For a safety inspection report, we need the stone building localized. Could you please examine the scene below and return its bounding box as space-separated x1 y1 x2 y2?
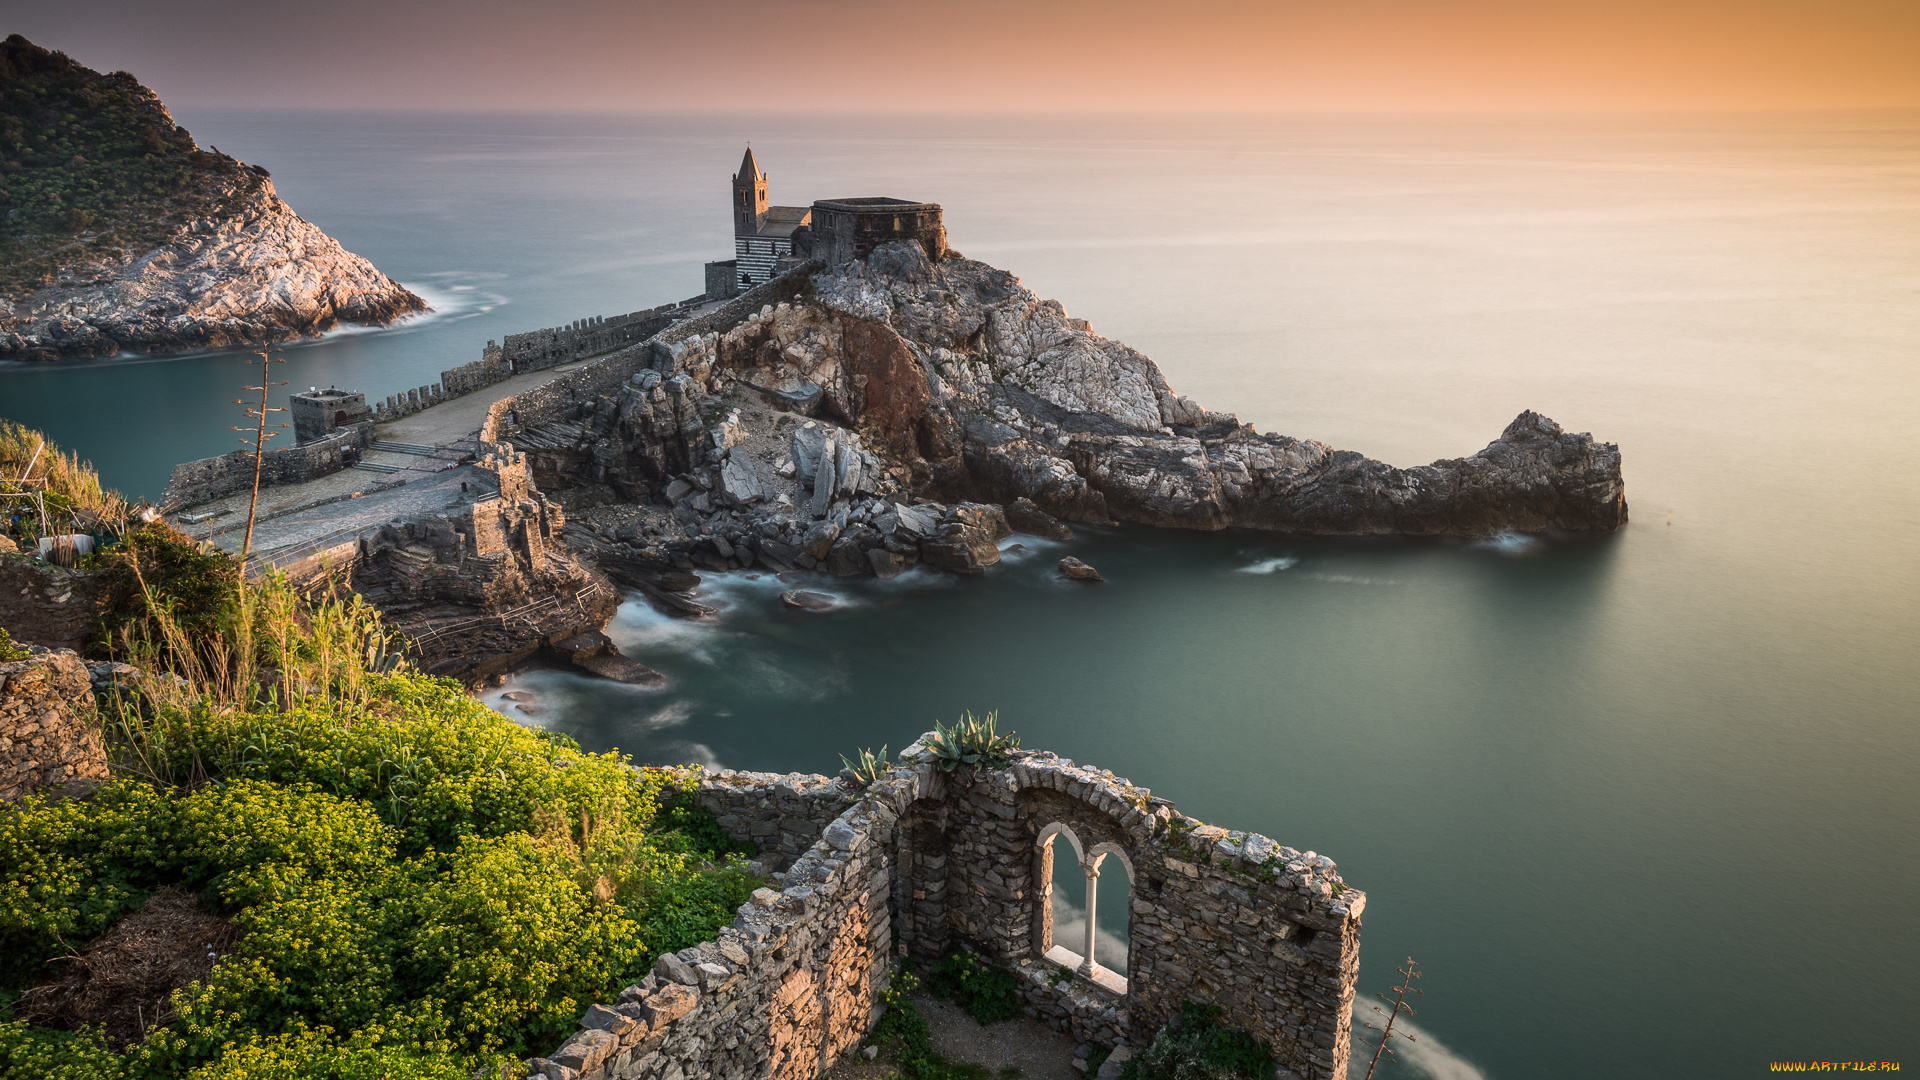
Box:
289 386 371 445
704 149 947 297
729 148 814 289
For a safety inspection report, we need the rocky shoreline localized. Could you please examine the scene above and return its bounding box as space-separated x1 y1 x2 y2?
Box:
0 172 425 360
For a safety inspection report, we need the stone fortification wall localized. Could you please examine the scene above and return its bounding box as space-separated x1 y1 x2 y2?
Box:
526 767 898 1080
0 648 111 801
483 269 816 447
161 423 374 510
528 740 1363 1080
440 345 513 397
370 382 450 422
809 200 946 267
501 305 689 376
0 559 107 653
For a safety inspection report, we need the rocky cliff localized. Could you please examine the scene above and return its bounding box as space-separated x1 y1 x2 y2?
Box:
487 242 1624 587
0 35 424 360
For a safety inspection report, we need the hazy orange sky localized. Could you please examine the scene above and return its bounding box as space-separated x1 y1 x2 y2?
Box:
7 0 1918 112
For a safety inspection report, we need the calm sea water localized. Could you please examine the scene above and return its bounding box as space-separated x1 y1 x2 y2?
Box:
4 111 1918 1078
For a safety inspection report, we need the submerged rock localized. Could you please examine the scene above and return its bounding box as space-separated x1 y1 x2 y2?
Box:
780 590 836 611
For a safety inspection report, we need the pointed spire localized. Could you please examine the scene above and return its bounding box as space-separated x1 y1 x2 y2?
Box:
737 146 763 183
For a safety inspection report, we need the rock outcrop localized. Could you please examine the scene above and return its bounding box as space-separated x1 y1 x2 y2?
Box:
0 172 425 360
0 35 425 360
488 242 1623 594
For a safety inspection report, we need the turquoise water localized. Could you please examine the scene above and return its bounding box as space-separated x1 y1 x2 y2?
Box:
5 111 1919 1078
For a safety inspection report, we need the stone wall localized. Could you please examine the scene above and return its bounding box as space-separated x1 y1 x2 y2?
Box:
0 558 107 653
161 423 374 510
525 768 896 1080
527 738 1363 1080
500 305 687 376
483 269 816 446
809 200 946 267
441 345 514 397
0 648 109 801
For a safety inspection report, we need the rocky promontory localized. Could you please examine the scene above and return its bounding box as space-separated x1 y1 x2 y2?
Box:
484 239 1626 590
0 35 424 360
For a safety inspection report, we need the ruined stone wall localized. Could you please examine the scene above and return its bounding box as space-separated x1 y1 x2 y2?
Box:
0 648 109 801
526 769 899 1080
527 741 1363 1080
160 423 374 509
891 745 1363 1080
0 558 107 653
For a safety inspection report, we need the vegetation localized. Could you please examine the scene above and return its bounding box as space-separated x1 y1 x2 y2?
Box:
924 712 1018 774
0 419 131 547
0 627 25 662
0 464 761 1079
1120 1002 1273 1080
863 968 1014 1080
924 952 1020 1025
0 35 258 300
838 744 889 789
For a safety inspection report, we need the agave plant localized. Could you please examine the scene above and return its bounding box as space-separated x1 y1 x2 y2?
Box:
925 711 1019 773
839 744 890 789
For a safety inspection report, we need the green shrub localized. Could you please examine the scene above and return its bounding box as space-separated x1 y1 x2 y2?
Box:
0 1020 127 1080
1122 1001 1273 1080
0 627 28 662
926 952 1020 1025
179 1028 473 1080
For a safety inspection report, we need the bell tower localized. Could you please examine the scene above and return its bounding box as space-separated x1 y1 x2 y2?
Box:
733 147 768 237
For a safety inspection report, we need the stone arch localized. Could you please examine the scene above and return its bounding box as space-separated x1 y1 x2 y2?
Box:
1032 819 1131 994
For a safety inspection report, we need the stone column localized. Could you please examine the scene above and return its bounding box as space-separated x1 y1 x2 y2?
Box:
1080 857 1101 976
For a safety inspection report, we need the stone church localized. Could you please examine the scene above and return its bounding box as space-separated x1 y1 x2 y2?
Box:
705 147 948 298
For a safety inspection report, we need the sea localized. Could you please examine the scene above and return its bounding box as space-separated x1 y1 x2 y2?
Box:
3 111 1917 1078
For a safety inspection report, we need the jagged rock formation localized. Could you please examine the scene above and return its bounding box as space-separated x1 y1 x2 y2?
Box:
0 35 424 360
330 446 622 685
493 242 1624 587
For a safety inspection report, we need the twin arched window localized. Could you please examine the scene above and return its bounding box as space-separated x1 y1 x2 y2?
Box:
1036 823 1131 994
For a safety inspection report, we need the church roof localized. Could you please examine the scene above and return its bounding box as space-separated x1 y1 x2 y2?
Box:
736 147 763 183
756 205 812 238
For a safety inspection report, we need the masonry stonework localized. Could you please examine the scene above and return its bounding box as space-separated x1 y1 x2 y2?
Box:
528 737 1362 1080
0 648 110 801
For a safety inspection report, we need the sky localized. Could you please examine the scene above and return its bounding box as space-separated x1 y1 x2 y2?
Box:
5 0 1918 113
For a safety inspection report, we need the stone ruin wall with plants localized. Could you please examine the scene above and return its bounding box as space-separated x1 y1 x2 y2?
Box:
524 733 1364 1080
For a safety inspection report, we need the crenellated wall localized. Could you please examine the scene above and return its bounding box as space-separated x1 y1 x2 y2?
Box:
527 737 1363 1080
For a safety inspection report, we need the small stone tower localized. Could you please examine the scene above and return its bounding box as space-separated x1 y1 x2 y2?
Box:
733 147 768 237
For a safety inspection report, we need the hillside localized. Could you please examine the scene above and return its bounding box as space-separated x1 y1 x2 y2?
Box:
0 35 424 360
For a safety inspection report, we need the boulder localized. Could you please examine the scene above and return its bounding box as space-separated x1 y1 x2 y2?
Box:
717 456 764 505
800 521 841 561
1006 497 1072 540
1058 556 1102 581
825 537 870 577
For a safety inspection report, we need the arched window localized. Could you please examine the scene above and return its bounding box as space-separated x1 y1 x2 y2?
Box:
1035 824 1130 994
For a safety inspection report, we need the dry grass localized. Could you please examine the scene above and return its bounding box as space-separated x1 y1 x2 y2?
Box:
0 419 131 540
14 886 236 1050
